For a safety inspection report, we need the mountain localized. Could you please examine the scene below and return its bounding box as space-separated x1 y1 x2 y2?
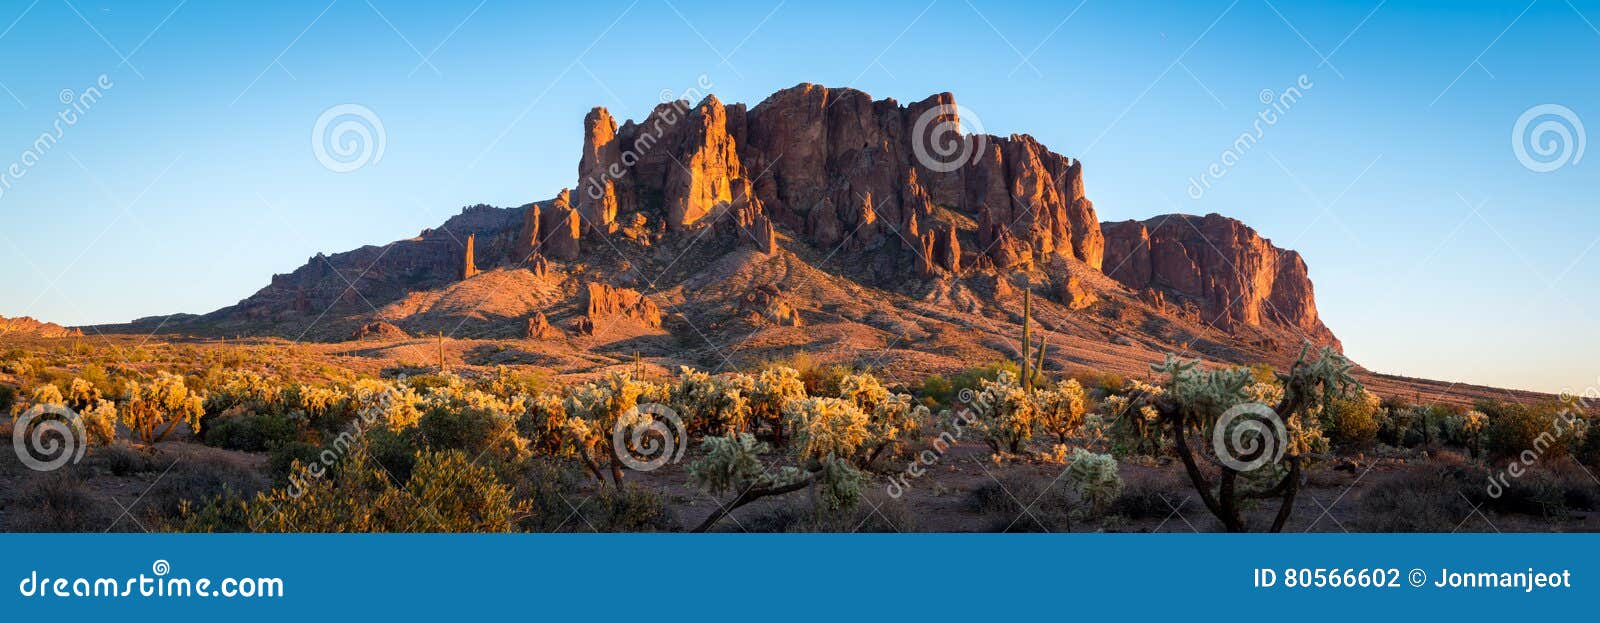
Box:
129 83 1349 382
0 315 83 338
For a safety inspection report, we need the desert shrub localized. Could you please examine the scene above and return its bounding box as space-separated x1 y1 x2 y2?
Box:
248 445 525 532
1110 471 1184 520
1323 390 1381 449
1483 401 1574 462
580 487 675 532
1064 368 1126 396
515 458 588 531
96 443 157 476
7 471 117 532
203 411 304 452
1351 471 1475 532
141 455 270 524
416 401 525 465
121 371 205 443
267 441 323 484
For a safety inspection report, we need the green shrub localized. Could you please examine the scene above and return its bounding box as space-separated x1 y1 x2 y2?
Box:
1483 401 1573 462
1324 390 1380 448
267 441 323 485
203 412 304 452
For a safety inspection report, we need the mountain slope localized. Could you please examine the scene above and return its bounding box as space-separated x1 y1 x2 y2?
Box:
122 83 1344 381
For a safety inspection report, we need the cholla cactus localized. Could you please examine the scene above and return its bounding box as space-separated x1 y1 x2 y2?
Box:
838 373 890 412
80 399 117 447
748 366 807 441
122 371 205 443
689 419 866 532
560 371 655 487
1035 378 1089 445
861 391 930 464
27 384 65 409
1145 344 1360 532
1441 409 1489 456
669 366 750 436
968 371 1037 455
349 378 422 430
784 397 870 461
204 369 282 414
1064 448 1123 516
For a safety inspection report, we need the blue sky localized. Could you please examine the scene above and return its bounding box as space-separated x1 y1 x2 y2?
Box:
0 0 1595 393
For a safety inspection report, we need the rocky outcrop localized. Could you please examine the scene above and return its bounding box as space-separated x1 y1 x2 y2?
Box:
538 190 581 261
1100 213 1339 348
573 83 1105 273
351 321 408 341
582 282 662 333
525 312 558 340
0 315 83 338
461 234 479 280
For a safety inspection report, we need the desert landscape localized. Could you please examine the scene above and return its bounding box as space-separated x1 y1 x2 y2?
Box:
3 83 1593 534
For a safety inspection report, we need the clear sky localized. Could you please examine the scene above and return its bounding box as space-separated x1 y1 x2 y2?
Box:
0 0 1595 394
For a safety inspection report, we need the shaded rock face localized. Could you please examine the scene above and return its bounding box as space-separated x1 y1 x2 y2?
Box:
1100 213 1339 348
574 83 1104 273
